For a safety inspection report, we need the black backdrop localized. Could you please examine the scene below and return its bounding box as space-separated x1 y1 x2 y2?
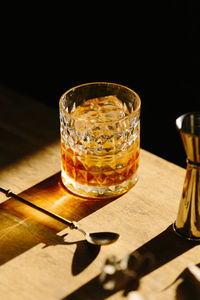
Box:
1 3 199 167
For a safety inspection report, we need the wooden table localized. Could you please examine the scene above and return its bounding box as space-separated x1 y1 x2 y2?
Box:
0 86 199 300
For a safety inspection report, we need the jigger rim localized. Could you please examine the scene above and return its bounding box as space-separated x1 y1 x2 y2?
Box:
176 111 200 136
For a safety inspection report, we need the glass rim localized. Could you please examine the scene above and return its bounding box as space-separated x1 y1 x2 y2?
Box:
59 82 141 122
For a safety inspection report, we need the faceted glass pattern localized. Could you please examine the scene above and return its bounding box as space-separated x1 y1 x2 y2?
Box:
59 83 141 198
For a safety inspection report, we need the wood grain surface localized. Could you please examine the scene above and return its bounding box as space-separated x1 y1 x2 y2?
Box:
0 86 199 300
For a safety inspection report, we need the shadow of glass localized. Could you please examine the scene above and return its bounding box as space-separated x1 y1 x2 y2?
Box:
63 225 198 300
0 172 116 271
1 173 117 230
0 209 66 265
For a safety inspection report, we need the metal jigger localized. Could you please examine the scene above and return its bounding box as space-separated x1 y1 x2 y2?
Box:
173 112 200 240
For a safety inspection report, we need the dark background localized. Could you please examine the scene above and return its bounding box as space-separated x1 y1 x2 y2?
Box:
1 2 199 168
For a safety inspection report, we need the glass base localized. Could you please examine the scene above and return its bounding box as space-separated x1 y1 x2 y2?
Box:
61 169 138 199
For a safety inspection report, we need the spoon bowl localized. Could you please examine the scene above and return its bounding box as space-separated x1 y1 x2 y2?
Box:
86 232 120 245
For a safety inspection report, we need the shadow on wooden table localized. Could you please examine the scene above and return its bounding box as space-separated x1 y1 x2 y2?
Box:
0 172 116 272
63 225 198 300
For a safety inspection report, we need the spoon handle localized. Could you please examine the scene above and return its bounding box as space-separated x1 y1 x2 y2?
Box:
0 187 77 229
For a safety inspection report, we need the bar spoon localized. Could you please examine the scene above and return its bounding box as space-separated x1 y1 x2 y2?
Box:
0 187 119 246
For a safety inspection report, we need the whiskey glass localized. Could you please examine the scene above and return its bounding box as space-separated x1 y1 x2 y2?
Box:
59 82 141 199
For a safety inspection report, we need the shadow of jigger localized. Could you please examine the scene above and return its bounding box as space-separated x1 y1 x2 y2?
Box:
173 112 200 241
